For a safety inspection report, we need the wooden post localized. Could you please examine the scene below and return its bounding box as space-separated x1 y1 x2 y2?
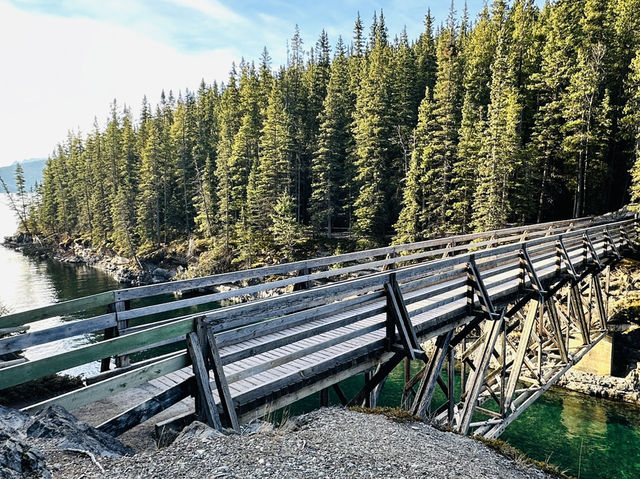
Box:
114 300 130 368
186 332 222 430
448 347 455 425
319 388 329 407
402 357 411 409
412 330 453 418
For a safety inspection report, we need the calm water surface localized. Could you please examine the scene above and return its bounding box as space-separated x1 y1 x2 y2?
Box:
0 193 122 376
1 194 639 478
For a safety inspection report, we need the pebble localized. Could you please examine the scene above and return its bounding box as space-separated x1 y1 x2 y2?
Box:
49 408 555 479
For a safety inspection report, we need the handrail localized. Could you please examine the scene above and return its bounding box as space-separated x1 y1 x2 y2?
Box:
0 213 634 423
0 214 613 329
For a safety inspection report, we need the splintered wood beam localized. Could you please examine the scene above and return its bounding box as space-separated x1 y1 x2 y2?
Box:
186 332 222 430
412 330 453 418
458 311 505 435
504 300 537 412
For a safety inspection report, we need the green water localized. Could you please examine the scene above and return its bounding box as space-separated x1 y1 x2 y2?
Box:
2 195 640 478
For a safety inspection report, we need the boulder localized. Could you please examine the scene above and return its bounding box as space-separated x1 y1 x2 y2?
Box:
26 404 133 457
0 430 50 479
0 405 29 431
175 421 225 443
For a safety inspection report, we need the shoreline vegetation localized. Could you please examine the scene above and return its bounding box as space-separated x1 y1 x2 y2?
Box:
0 0 638 284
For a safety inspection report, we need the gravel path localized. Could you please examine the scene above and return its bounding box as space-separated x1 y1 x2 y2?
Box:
48 408 556 479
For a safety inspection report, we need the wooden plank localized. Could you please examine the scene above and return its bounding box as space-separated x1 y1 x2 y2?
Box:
204 328 239 432
24 353 189 413
0 313 117 355
98 378 192 437
503 300 538 411
0 316 195 390
412 330 453 418
0 291 114 329
113 216 597 302
459 311 505 434
186 332 222 430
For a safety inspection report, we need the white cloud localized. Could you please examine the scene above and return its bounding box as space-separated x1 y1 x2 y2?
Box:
0 0 238 166
169 0 245 24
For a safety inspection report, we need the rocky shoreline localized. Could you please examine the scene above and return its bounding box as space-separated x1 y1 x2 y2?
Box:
2 233 183 286
2 405 565 479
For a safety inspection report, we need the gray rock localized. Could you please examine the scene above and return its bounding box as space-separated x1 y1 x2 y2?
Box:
152 268 172 280
175 421 225 443
0 429 50 479
241 420 274 435
0 405 30 432
26 404 133 457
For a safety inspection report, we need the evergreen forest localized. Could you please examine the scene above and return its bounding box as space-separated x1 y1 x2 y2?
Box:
19 0 640 274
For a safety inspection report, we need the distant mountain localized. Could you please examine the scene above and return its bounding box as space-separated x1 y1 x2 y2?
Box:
0 158 46 193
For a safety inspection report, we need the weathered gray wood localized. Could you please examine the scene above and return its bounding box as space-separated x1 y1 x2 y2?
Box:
4 213 632 439
412 330 453 418
545 298 569 362
0 291 115 329
0 316 195 391
592 273 608 329
186 332 222 430
25 353 189 413
204 328 239 432
113 216 596 302
459 311 505 434
0 313 117 355
503 300 537 411
98 378 192 437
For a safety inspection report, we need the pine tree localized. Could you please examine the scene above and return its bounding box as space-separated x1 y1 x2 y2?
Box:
624 51 640 204
216 66 243 250
352 30 394 245
310 38 353 237
472 33 522 231
451 5 495 232
255 82 294 231
269 190 305 262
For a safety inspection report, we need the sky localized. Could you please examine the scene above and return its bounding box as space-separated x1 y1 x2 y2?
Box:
0 0 492 168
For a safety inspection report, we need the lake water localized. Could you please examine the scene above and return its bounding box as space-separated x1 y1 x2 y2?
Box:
0 193 122 376
1 193 639 478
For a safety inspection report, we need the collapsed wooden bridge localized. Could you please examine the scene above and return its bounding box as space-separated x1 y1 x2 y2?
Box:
1 211 638 439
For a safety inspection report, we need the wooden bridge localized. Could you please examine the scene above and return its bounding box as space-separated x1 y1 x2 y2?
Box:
1 211 637 440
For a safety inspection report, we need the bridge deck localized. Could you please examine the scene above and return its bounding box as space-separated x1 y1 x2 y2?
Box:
1 213 636 438
135 235 609 424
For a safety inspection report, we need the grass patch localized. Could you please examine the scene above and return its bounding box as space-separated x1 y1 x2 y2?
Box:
349 406 424 423
475 436 575 479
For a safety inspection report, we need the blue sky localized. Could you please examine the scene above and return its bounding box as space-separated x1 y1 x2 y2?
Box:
0 0 492 167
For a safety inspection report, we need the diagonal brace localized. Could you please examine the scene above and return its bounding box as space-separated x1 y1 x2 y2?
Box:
411 330 454 418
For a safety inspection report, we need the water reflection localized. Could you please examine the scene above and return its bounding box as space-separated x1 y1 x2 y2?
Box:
0 194 122 376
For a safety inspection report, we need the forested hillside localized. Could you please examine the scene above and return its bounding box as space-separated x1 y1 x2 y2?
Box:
26 0 640 273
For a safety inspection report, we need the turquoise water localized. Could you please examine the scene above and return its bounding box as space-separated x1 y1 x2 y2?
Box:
2 194 640 478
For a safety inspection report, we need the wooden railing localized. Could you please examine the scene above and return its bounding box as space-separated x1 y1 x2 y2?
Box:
0 213 636 426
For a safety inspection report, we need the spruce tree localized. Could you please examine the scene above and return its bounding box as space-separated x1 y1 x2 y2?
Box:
472 34 522 231
310 37 353 238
